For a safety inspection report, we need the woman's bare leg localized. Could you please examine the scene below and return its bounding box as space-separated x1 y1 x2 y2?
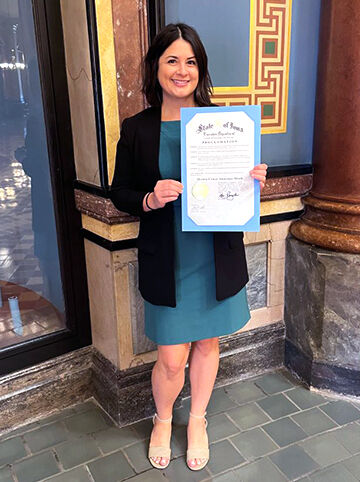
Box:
187 337 219 468
150 343 190 466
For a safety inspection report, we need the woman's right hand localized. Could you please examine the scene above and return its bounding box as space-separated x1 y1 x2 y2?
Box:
144 180 183 211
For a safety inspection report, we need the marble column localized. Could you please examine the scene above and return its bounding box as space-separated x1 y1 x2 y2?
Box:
291 0 360 253
286 1 360 396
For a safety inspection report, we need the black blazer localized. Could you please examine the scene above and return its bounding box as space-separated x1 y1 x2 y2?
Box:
110 106 249 307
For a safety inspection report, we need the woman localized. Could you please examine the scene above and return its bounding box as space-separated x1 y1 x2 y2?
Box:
110 23 267 471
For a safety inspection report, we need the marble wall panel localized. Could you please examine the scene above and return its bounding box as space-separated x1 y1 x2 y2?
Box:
285 236 360 370
60 0 100 185
128 261 156 355
109 0 149 181
112 249 157 369
112 0 148 120
84 240 118 366
245 243 267 310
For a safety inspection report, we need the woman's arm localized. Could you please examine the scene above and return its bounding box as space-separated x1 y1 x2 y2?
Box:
110 118 184 215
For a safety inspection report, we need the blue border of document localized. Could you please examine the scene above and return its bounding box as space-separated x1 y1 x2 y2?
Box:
180 105 261 232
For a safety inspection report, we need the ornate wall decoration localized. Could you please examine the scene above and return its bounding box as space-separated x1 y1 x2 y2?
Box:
212 0 292 134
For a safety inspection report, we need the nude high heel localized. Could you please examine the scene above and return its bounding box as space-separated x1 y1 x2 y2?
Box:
187 411 209 471
148 413 172 469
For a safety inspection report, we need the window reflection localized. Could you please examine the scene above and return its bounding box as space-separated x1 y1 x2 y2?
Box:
0 0 65 349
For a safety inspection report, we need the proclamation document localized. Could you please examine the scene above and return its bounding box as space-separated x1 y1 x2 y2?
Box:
181 105 261 232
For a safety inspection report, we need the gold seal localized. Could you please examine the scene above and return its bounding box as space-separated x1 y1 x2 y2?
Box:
192 182 209 200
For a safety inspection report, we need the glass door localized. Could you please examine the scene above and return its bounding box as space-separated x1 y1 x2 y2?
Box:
0 0 91 374
0 0 65 348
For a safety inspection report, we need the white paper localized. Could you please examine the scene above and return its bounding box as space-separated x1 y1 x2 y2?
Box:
185 111 254 226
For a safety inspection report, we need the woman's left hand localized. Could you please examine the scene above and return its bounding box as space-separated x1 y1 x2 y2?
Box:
250 163 268 191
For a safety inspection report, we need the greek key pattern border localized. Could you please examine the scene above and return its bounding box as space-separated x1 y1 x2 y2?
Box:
212 0 292 134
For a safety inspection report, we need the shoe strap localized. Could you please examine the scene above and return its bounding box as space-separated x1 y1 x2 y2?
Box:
153 413 173 423
189 411 208 427
189 411 207 419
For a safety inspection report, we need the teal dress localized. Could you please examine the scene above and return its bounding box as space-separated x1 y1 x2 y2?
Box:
144 121 250 345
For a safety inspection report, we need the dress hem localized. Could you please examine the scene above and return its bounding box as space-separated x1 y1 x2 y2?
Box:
145 314 251 346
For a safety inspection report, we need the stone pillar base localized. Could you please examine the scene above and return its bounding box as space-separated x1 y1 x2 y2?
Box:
291 194 360 254
284 236 360 396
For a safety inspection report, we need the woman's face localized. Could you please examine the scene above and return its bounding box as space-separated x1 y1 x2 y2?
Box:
157 38 199 104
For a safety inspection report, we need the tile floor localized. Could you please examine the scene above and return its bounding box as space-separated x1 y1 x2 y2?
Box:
1 369 360 481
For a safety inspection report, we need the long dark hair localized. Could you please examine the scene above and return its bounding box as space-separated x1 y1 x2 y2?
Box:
143 23 213 107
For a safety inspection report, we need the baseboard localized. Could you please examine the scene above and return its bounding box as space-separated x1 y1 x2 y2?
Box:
0 323 285 434
0 347 93 434
285 339 360 397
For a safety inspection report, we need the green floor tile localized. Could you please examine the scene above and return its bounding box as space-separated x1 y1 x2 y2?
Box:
131 418 154 440
212 470 239 481
257 393 299 420
291 407 337 436
254 373 293 395
125 468 169 481
37 408 76 427
55 436 100 469
173 406 189 427
87 450 135 481
332 422 360 454
44 466 91 481
286 387 326 410
123 440 152 473
224 381 267 405
207 413 239 442
93 426 140 453
320 401 360 425
262 417 307 447
344 454 360 479
233 457 287 481
171 425 187 457
0 422 40 440
206 388 238 415
13 451 60 482
269 445 319 480
309 462 357 482
72 401 97 413
300 432 352 467
5 370 360 482
0 436 27 466
24 422 68 453
64 409 112 436
0 466 13 482
207 440 245 475
163 456 209 481
227 402 270 430
230 427 278 461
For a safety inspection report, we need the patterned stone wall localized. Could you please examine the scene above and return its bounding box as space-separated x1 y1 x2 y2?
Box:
246 243 267 310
